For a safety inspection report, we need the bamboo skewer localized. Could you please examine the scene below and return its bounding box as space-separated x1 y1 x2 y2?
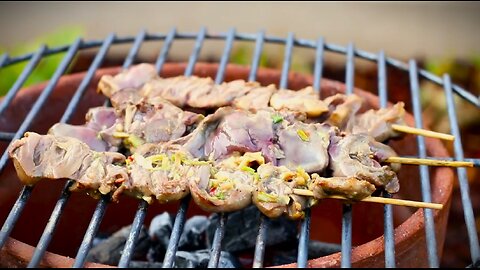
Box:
292 189 443 210
385 156 473 168
391 124 455 141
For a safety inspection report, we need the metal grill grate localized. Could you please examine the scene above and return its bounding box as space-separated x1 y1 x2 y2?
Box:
0 29 479 268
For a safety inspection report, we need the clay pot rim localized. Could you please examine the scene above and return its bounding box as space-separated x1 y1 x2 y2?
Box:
1 63 454 268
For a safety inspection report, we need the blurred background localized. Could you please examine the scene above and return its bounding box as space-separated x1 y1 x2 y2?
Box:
0 1 479 267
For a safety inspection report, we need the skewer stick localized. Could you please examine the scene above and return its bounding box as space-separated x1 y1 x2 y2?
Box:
292 189 443 210
391 124 454 141
385 156 473 168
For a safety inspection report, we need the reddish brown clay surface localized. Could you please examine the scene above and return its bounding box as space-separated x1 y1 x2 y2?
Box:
0 63 453 268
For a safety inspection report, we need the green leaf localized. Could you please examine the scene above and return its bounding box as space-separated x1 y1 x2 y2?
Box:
0 26 85 96
272 114 283 124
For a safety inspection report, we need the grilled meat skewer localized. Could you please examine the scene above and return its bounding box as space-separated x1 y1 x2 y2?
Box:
98 63 329 117
98 64 411 143
8 132 128 200
8 129 399 219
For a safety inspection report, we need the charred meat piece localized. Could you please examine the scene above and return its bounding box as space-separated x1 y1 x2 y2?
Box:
232 84 277 112
49 123 109 152
180 106 313 166
277 122 334 173
180 107 280 163
205 109 277 162
270 87 329 117
348 102 407 142
124 143 210 204
323 93 363 129
189 152 262 213
176 107 232 159
309 174 376 201
99 64 332 116
108 95 203 152
253 163 311 219
328 133 399 194
97 63 158 97
85 107 118 131
8 132 128 198
109 88 144 112
140 75 276 109
141 76 219 108
49 107 120 152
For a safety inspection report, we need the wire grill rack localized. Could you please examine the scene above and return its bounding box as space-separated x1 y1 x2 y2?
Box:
0 28 479 268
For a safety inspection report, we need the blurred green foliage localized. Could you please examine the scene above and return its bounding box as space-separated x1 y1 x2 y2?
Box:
230 45 269 68
230 45 313 75
421 55 480 135
425 55 480 93
0 26 84 96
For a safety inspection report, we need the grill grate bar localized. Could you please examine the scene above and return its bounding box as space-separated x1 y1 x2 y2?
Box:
60 34 113 123
73 30 146 268
0 46 46 117
155 28 177 72
185 27 207 76
0 40 78 173
341 205 353 267
207 27 236 268
0 185 33 249
27 35 114 268
162 197 190 268
297 208 311 268
2 33 477 108
378 51 388 109
122 29 147 70
118 200 149 268
345 43 355 95
249 30 269 269
0 30 478 268
313 37 325 96
324 42 479 107
297 36 325 268
253 215 268 268
378 50 396 268
408 60 439 267
341 42 355 268
252 31 295 268
73 195 109 268
0 53 8 69
116 28 180 268
207 213 227 268
215 28 236 84
118 212 147 267
162 27 206 268
27 181 75 268
0 39 81 252
248 30 265 82
280 32 294 89
0 132 14 141
443 75 480 265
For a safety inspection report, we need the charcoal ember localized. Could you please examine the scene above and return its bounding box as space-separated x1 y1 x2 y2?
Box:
178 215 210 251
174 251 200 268
129 261 164 268
147 212 174 262
91 232 110 248
207 205 297 253
270 240 342 266
271 249 298 266
86 225 150 265
174 250 241 268
308 240 341 258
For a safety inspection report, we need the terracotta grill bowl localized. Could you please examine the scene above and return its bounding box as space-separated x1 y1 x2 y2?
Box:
0 63 453 268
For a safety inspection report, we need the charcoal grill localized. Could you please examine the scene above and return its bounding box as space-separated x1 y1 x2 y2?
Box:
0 28 479 268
